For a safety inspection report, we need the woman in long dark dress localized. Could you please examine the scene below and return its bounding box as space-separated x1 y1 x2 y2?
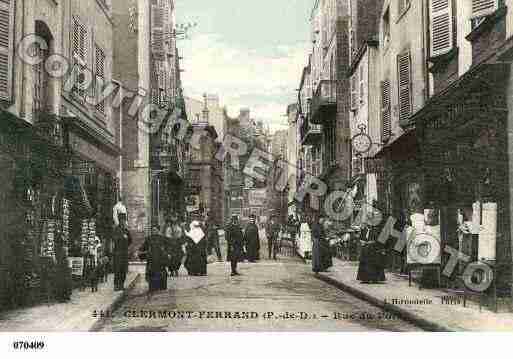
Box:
312 216 333 273
164 215 185 276
356 222 386 283
140 225 169 292
184 219 207 276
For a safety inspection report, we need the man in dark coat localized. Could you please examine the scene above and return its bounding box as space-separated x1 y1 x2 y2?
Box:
266 215 280 260
205 213 222 262
244 214 260 262
139 225 169 292
113 213 132 291
226 215 244 276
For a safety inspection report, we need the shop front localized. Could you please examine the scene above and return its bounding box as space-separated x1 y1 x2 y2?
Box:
414 63 511 296
0 112 120 310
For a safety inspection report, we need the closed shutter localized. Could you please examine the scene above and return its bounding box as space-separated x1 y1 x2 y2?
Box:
0 0 14 102
471 0 498 18
359 65 365 106
429 0 453 57
381 79 391 140
397 51 412 122
95 46 105 114
151 5 165 61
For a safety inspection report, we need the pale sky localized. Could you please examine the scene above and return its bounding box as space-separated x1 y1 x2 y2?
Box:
175 0 312 133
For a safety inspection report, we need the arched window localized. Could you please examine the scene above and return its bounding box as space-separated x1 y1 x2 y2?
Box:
33 21 54 115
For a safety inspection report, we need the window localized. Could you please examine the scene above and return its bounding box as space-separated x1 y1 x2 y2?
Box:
0 0 14 102
397 51 412 122
429 0 453 57
72 17 88 101
94 45 106 114
381 79 391 140
151 4 166 61
382 8 391 49
33 40 49 113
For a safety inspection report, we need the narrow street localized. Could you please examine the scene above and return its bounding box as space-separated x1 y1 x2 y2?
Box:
96 241 421 332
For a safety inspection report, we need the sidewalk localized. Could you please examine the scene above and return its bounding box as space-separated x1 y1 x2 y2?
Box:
317 258 513 331
0 272 139 332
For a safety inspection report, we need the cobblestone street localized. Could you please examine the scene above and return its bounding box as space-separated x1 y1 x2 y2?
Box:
96 252 422 332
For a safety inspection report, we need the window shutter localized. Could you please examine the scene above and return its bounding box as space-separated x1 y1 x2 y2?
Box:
95 46 105 114
151 5 165 61
429 0 453 57
471 0 498 18
397 52 412 122
359 65 365 106
351 72 358 110
381 80 391 140
0 0 14 101
73 17 88 100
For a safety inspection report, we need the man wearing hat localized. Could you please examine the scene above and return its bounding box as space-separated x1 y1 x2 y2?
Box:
244 214 260 262
112 213 132 291
266 215 281 260
225 215 244 276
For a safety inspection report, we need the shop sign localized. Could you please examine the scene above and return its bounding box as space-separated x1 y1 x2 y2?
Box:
248 189 267 207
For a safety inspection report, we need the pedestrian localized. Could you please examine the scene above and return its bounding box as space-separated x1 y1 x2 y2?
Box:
184 214 207 276
164 213 185 276
311 214 333 273
139 224 169 292
205 213 223 262
226 215 244 276
244 214 260 262
356 215 386 284
112 213 132 291
266 215 280 260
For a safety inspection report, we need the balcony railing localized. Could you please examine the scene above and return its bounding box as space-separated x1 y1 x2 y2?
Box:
310 80 337 124
301 117 322 146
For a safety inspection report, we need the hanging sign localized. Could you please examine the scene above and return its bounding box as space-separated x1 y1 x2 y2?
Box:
479 202 497 261
62 198 70 246
68 257 85 276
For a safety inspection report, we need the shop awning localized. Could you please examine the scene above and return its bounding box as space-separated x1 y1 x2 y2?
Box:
409 62 509 127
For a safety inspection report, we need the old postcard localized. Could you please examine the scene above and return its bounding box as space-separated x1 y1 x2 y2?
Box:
1 0 513 346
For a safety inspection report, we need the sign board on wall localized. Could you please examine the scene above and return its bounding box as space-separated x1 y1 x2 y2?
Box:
248 189 267 207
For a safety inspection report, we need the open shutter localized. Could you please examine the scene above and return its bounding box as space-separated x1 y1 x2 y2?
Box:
350 72 358 110
429 0 453 57
381 80 391 140
397 51 412 122
95 46 105 114
0 0 14 102
471 0 498 18
72 17 88 100
151 5 165 61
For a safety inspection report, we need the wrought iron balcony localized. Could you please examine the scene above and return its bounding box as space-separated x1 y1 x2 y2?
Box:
301 116 322 146
310 80 337 124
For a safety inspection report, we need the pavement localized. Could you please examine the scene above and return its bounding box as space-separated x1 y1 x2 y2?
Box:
0 272 139 332
96 246 421 332
316 258 513 331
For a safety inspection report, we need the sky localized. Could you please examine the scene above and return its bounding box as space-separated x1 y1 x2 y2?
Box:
175 0 312 133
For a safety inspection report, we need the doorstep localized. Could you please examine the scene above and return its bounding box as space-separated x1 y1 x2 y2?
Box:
316 258 513 331
0 272 140 332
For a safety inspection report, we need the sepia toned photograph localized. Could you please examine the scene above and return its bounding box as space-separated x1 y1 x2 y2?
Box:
1 0 513 345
